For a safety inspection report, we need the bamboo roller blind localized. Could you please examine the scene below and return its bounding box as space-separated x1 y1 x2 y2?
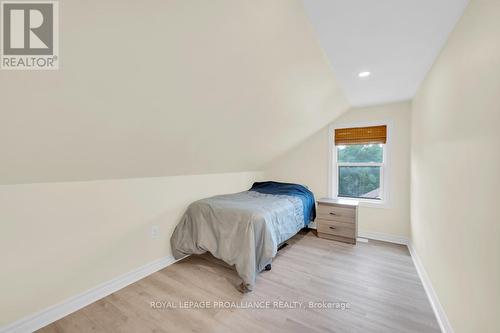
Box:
335 125 387 145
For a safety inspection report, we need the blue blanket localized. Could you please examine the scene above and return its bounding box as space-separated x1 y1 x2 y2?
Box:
249 181 316 225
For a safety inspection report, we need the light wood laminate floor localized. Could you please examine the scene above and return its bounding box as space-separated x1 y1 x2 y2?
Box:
38 230 440 333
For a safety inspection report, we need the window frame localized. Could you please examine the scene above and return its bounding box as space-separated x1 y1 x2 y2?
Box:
328 121 391 208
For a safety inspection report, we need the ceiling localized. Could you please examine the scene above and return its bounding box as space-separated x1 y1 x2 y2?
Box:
0 0 349 184
302 0 469 106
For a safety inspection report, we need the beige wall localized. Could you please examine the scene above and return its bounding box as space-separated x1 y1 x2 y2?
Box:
264 101 412 238
411 1 500 332
0 172 261 325
0 0 348 326
0 0 348 185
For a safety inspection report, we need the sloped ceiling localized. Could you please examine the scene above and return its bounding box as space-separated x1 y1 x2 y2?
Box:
0 0 349 184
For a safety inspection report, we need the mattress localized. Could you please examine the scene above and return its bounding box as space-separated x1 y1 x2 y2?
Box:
170 182 315 291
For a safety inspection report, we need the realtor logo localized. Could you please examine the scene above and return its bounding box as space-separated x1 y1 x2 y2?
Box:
1 1 58 69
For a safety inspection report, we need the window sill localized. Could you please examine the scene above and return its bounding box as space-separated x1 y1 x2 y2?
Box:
334 197 390 209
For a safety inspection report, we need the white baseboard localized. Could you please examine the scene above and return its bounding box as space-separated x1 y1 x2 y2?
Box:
358 231 409 245
408 242 454 333
0 256 179 333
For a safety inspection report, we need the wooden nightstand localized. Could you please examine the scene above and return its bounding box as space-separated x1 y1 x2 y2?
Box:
316 198 358 244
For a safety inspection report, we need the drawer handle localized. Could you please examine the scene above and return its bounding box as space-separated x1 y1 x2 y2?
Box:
329 212 338 216
329 226 336 230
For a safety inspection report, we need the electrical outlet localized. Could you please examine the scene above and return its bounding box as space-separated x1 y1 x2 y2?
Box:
150 225 159 239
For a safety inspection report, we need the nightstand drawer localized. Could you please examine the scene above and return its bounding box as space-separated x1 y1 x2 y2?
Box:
317 205 355 223
317 219 355 239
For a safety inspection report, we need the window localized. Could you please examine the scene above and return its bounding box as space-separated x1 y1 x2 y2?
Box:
331 125 388 203
337 144 384 200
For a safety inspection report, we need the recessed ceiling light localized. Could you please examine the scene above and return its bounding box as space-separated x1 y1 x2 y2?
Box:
358 71 371 78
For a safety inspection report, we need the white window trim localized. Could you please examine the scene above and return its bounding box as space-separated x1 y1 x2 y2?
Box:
328 120 392 209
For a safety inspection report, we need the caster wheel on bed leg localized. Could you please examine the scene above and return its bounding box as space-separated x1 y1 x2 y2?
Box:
237 282 252 293
264 264 272 271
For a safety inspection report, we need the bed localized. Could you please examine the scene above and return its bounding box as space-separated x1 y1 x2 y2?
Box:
170 181 316 292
